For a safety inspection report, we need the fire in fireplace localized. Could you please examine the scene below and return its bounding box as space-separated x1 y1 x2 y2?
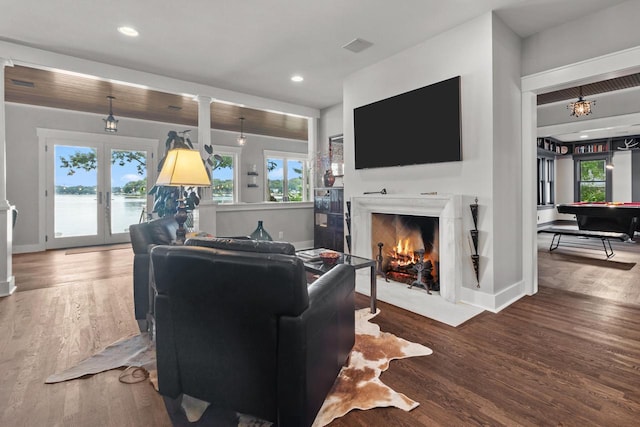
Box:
371 213 439 291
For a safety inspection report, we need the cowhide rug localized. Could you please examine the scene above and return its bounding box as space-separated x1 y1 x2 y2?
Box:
46 308 433 426
312 308 433 426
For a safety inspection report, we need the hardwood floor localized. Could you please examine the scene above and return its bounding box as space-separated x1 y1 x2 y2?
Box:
537 232 640 305
2 246 639 426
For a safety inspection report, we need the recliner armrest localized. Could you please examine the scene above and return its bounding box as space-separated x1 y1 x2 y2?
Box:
277 264 355 427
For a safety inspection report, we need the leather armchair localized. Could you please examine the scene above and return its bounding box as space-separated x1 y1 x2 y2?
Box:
184 235 296 254
129 216 178 331
150 243 355 427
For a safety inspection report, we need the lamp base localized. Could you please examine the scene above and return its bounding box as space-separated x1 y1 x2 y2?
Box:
174 199 188 245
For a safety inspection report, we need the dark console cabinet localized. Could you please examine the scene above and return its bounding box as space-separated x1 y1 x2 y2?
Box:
314 188 344 251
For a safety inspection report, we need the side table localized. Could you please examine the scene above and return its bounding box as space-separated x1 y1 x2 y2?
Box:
297 248 377 313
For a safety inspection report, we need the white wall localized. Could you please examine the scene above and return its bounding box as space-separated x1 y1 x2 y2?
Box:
6 103 308 250
343 13 524 310
522 0 640 76
491 14 523 291
215 203 313 248
612 150 633 201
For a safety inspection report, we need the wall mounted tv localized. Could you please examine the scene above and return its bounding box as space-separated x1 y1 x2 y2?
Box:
354 76 461 170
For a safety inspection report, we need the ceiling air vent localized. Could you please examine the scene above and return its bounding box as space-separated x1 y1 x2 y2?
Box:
168 105 182 111
342 38 373 53
11 79 35 88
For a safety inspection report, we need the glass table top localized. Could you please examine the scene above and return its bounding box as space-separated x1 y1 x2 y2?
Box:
296 248 375 274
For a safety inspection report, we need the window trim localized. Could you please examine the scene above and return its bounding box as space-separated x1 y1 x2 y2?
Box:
211 145 241 204
263 149 309 202
536 152 555 207
573 154 612 202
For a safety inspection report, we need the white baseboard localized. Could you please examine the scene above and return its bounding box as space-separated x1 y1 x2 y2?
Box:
13 243 46 254
0 276 16 297
460 280 526 313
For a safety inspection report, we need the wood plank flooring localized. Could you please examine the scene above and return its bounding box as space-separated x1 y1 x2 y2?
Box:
537 232 640 305
2 246 639 426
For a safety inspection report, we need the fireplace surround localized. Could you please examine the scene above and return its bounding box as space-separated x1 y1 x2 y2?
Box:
351 193 464 303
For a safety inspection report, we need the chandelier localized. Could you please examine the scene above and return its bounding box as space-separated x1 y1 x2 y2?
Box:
568 86 595 117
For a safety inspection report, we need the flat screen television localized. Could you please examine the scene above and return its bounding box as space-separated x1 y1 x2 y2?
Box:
354 76 461 170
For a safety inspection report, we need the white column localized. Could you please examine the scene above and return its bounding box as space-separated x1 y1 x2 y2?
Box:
521 91 537 297
0 58 16 296
307 117 318 195
195 95 216 234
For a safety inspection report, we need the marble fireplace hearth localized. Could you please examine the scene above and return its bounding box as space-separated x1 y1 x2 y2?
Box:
351 193 483 326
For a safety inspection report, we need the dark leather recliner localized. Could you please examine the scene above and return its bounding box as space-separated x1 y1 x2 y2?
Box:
150 242 355 427
129 216 178 331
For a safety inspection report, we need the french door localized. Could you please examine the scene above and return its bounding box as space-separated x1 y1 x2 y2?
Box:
44 131 157 249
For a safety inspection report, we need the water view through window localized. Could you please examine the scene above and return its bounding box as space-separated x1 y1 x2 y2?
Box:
54 145 147 238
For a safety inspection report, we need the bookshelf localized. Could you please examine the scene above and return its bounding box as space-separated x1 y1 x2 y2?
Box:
537 135 639 158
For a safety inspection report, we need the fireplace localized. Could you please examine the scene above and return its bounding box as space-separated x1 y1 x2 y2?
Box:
351 193 464 303
371 213 439 291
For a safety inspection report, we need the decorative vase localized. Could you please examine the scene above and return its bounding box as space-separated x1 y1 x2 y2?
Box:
250 220 273 241
323 169 335 187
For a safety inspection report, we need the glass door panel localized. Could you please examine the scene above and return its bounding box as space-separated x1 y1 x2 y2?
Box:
108 149 148 242
48 143 103 248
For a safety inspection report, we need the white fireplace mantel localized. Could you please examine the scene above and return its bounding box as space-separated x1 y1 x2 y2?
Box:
351 193 464 303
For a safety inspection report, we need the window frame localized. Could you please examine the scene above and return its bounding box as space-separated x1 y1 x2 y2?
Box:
537 153 555 208
573 154 612 202
263 149 309 202
210 145 241 204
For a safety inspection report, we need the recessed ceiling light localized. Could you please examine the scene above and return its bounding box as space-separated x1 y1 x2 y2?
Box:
291 75 304 83
580 134 589 139
118 26 139 37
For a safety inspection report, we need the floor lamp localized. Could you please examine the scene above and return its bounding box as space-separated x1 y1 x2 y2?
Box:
155 148 211 244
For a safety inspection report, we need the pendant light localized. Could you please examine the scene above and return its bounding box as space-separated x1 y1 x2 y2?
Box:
103 96 118 132
237 117 247 146
568 86 595 117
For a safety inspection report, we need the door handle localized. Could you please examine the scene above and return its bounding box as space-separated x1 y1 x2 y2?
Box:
106 192 110 209
98 191 102 204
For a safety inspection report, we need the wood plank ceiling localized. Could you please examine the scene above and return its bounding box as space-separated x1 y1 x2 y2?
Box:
4 65 308 141
537 73 640 105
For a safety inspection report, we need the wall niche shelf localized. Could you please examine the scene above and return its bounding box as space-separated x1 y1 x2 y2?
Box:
537 135 639 158
248 168 259 187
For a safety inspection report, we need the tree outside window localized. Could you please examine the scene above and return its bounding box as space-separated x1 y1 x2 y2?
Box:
576 158 610 202
211 154 234 203
265 153 308 202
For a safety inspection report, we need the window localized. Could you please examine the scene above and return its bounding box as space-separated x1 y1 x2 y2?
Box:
575 157 611 202
211 146 240 203
537 155 555 206
264 150 309 202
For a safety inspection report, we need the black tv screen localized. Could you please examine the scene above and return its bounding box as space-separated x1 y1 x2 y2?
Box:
354 76 461 169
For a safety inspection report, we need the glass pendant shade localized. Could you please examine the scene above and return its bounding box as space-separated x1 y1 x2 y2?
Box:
104 114 118 132
237 117 247 146
103 96 118 132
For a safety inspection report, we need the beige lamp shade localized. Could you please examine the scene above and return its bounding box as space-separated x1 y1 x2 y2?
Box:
156 148 211 186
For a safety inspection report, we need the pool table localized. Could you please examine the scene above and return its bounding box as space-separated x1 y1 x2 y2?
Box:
556 202 640 238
